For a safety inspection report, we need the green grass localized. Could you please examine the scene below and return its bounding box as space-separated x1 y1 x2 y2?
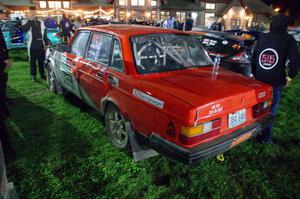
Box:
5 49 300 199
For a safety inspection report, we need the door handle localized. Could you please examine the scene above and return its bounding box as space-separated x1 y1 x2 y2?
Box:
108 75 119 86
96 72 103 78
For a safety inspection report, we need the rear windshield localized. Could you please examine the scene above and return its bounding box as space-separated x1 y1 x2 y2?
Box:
131 34 213 74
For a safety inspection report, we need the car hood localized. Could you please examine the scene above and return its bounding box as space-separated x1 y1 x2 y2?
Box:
139 67 272 118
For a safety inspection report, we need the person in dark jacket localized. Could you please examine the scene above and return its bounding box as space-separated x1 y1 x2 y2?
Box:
0 10 14 160
59 14 72 43
44 14 57 29
0 10 12 102
22 7 49 81
183 13 193 31
251 13 300 144
210 18 223 31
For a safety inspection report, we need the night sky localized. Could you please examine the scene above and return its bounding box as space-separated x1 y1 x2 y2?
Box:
262 0 300 22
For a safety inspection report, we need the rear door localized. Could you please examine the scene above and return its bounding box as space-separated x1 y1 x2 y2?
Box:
77 32 113 110
59 30 90 96
105 38 127 92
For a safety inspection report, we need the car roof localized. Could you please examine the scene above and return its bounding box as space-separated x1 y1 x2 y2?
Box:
79 24 185 37
191 30 244 42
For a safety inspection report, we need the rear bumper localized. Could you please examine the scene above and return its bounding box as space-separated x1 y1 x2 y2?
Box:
149 115 273 164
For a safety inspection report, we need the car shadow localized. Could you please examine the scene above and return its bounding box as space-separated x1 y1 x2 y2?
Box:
63 92 105 124
6 89 94 197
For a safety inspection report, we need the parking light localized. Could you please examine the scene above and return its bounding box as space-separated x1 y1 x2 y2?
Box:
253 99 272 118
180 119 221 145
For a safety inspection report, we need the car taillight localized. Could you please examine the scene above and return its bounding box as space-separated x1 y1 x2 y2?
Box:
253 99 272 118
180 119 221 145
228 50 250 64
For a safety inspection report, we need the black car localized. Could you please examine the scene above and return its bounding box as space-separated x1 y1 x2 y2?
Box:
192 30 253 77
225 29 263 45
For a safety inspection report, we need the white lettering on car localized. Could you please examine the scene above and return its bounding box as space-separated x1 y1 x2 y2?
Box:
258 92 266 99
209 103 223 115
133 89 164 109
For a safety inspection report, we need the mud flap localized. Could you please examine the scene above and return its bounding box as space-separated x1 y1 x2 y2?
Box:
126 122 159 162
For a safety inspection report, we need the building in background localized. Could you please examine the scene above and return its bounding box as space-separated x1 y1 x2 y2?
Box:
35 0 113 19
198 0 229 28
1 0 274 30
0 0 114 19
216 0 274 30
160 0 204 24
112 0 274 28
113 0 161 21
0 0 34 15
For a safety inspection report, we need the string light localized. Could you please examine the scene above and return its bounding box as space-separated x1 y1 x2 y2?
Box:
11 8 114 16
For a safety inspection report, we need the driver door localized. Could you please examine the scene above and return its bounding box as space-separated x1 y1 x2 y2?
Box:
77 32 113 110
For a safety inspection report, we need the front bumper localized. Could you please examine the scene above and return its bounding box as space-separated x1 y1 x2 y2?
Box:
149 115 273 164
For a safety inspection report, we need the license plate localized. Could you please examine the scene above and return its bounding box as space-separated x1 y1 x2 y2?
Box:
228 109 246 129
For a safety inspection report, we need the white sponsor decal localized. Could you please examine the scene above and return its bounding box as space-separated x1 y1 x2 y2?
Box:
133 89 164 109
209 103 223 115
222 40 228 45
258 91 266 99
202 38 217 46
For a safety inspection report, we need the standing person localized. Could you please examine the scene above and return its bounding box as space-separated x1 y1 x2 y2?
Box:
44 14 57 29
73 16 82 30
183 13 193 31
207 16 214 29
251 13 300 144
164 16 174 29
0 10 14 160
22 7 49 81
0 10 12 102
210 18 223 31
59 14 72 43
173 17 180 30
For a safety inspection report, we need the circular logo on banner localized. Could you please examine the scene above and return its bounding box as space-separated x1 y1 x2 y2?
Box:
259 48 279 70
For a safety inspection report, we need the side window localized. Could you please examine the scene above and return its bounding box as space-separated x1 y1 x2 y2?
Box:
3 23 14 31
71 31 90 57
110 39 125 72
86 33 112 65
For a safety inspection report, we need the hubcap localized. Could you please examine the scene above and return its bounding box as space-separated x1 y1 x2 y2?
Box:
108 112 127 145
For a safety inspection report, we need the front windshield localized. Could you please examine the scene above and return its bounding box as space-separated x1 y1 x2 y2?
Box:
131 34 213 74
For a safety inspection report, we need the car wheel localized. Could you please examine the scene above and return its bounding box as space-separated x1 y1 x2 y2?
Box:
46 62 58 94
105 105 129 150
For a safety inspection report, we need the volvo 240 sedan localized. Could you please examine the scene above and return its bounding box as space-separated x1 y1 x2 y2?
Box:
45 25 273 164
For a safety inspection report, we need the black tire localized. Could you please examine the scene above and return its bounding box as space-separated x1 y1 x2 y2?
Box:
46 62 58 94
105 105 130 150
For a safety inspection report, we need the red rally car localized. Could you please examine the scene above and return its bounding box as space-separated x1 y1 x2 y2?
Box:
45 25 273 164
